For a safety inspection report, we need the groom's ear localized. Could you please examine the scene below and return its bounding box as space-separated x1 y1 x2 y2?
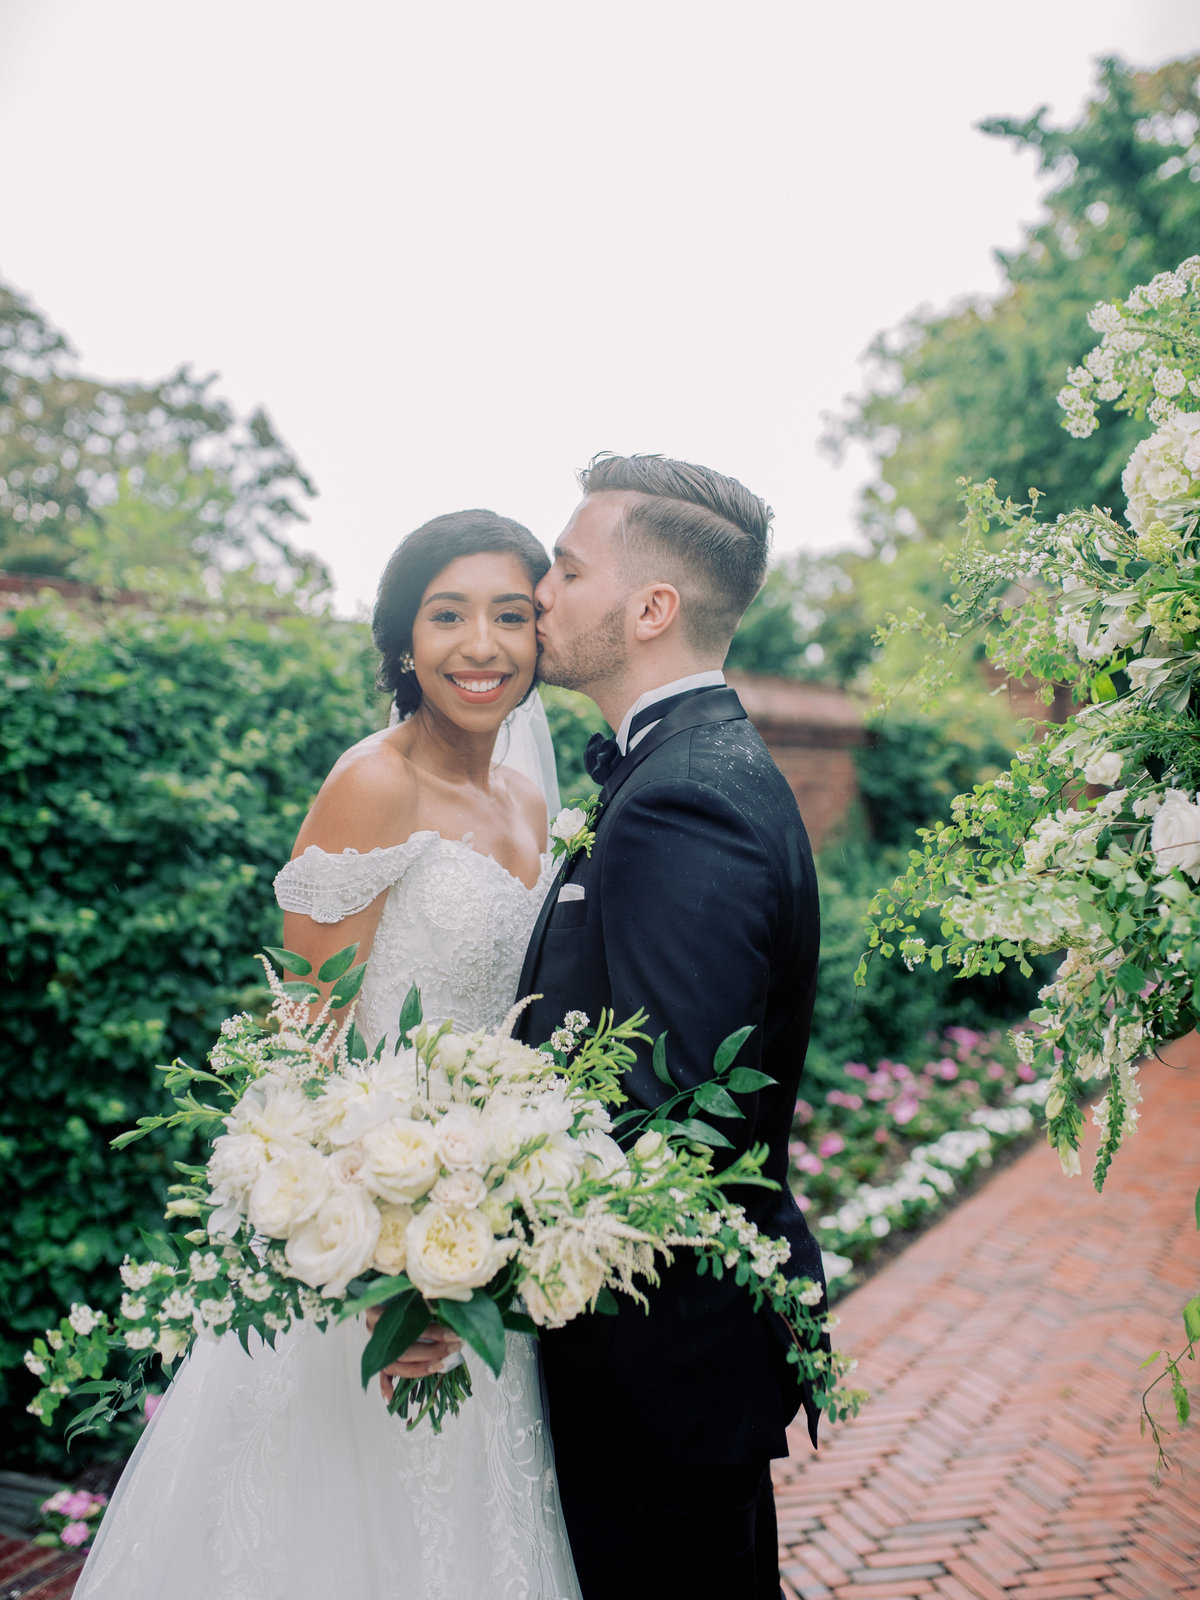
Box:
632 582 682 641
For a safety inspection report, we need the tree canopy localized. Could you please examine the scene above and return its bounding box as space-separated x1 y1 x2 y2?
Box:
0 282 328 600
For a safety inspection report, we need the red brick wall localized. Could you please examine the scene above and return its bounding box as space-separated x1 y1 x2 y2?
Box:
766 743 862 852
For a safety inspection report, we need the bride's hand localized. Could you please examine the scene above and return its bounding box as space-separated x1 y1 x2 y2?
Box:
365 1307 464 1401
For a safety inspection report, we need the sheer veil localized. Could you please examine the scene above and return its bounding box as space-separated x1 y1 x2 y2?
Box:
387 692 561 821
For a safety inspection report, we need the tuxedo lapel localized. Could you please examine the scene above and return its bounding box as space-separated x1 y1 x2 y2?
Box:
598 686 747 805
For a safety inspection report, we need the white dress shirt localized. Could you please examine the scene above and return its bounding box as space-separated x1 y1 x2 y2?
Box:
614 670 727 756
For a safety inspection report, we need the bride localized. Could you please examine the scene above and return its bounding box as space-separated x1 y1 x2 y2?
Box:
74 509 582 1600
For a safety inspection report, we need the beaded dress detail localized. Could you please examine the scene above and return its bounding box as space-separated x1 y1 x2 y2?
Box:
74 836 578 1600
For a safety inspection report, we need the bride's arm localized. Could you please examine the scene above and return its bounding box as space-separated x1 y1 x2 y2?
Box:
281 741 419 1004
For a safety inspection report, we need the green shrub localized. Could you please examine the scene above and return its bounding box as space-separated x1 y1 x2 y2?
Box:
0 598 380 1470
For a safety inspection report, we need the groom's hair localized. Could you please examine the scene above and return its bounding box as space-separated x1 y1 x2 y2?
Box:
579 453 772 654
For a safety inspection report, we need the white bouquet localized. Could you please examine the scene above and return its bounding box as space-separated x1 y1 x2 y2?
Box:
27 945 862 1436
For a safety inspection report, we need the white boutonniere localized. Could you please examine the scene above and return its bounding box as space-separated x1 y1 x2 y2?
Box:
549 796 601 864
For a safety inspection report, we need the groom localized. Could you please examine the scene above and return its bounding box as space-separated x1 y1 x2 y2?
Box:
518 453 824 1600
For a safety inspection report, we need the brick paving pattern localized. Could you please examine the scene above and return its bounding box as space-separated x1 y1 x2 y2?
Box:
775 1045 1200 1600
0 1535 84 1599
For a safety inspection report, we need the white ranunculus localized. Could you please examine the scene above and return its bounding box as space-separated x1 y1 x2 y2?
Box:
550 806 587 842
576 1129 629 1183
520 1228 607 1329
247 1148 332 1238
1083 750 1123 787
1122 412 1200 533
284 1185 381 1296
1151 788 1200 880
371 1204 415 1275
405 1205 514 1301
360 1119 441 1203
435 1106 491 1173
207 1131 270 1203
509 1134 582 1203
224 1077 315 1151
431 1169 488 1211
315 1076 404 1147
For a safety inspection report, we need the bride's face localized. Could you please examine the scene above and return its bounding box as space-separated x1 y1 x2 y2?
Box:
410 551 538 733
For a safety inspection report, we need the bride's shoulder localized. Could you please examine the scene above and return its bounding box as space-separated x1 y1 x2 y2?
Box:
297 729 418 853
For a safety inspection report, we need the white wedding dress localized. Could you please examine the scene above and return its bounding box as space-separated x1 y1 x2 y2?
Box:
75 830 582 1600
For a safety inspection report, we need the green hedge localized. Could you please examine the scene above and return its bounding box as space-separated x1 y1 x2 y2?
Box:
0 599 380 1469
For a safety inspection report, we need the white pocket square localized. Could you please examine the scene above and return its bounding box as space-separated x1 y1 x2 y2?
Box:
557 884 586 902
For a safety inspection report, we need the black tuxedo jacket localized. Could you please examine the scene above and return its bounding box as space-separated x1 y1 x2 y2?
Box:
517 686 824 1468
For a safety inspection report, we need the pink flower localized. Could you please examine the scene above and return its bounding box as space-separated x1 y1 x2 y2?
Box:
828 1090 863 1111
986 1061 1005 1080
817 1133 845 1159
874 1127 889 1143
144 1393 163 1421
938 1059 958 1081
794 1100 814 1125
60 1521 91 1548
1017 1062 1035 1082
56 1492 96 1521
843 1062 869 1080
795 1192 812 1211
40 1492 70 1515
892 1096 920 1126
795 1152 824 1176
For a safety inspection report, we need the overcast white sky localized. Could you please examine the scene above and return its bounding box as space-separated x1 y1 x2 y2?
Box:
2 0 1198 613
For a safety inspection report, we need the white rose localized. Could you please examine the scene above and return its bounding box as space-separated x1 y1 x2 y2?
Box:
433 1034 470 1075
371 1204 415 1275
247 1148 332 1238
432 1169 488 1211
284 1185 382 1296
576 1129 629 1183
550 807 587 842
1151 789 1200 880
405 1205 513 1301
435 1106 491 1173
1083 751 1122 787
360 1119 440 1203
328 1146 370 1187
315 1077 403 1147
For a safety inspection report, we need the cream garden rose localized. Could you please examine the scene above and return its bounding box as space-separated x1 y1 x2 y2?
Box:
247 1148 332 1237
372 1204 415 1275
1150 788 1200 880
360 1119 440 1203
404 1204 514 1301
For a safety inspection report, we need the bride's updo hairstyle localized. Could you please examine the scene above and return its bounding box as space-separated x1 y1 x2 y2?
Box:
374 509 550 717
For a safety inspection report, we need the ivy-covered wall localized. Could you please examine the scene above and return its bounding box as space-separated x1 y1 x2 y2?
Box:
0 599 380 1469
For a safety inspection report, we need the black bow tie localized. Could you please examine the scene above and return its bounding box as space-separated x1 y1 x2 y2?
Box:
584 686 721 785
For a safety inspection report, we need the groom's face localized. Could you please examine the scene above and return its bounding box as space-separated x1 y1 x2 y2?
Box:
535 494 632 693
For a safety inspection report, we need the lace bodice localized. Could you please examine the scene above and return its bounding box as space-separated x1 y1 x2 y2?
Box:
274 833 556 1049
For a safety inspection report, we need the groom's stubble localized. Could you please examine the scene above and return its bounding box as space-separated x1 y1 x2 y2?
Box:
536 597 630 698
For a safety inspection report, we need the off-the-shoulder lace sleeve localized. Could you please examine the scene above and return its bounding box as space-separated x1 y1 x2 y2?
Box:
273 837 438 924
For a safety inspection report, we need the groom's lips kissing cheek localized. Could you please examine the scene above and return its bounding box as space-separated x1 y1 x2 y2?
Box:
444 670 512 706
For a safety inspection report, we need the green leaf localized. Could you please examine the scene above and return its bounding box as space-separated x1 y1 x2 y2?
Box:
691 1081 743 1120
338 1275 415 1320
674 1117 734 1150
397 985 423 1044
651 1031 674 1087
726 1066 775 1093
344 1023 367 1062
318 943 360 983
280 980 322 1004
438 1293 507 1377
1091 671 1117 703
713 1025 755 1075
1183 1295 1200 1346
263 946 312 977
329 963 366 1009
594 1286 619 1316
360 1289 426 1387
501 1310 537 1334
1115 961 1147 995
1140 1350 1162 1369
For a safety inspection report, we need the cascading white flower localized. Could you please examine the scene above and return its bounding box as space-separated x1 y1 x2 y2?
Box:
1122 411 1200 534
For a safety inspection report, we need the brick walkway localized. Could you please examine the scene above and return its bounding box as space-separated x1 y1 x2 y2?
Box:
775 1042 1200 1600
0 1535 84 1599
